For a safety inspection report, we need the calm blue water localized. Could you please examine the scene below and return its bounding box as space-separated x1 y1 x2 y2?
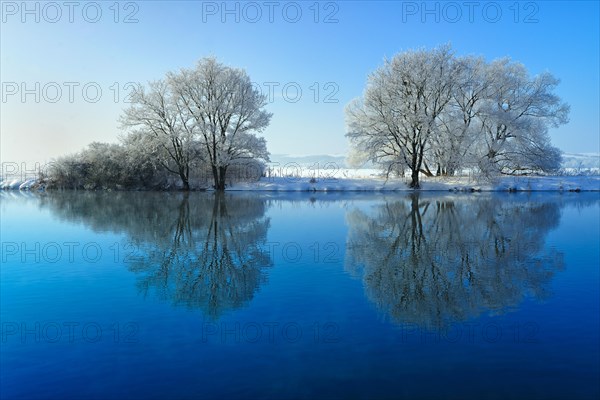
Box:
1 191 599 399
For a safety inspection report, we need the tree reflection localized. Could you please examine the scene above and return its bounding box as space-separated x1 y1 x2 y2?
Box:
129 193 272 318
345 194 565 329
39 192 272 318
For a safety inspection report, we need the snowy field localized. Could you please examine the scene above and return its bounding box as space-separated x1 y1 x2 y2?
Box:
231 172 600 192
2 169 599 192
2 153 598 192
233 154 600 191
238 158 600 192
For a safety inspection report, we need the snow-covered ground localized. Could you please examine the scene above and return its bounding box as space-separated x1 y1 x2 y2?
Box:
246 162 600 191
230 174 600 192
0 178 38 190
2 154 599 192
2 174 599 192
242 154 600 191
2 169 599 192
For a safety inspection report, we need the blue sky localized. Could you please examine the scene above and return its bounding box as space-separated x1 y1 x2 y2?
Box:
1 0 598 164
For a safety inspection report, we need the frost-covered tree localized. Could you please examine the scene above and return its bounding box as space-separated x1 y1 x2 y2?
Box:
120 79 201 190
346 45 456 188
477 59 568 175
119 131 174 188
46 142 127 189
47 140 177 190
80 142 127 188
169 58 272 190
47 152 89 189
347 46 569 185
427 55 489 176
120 57 273 191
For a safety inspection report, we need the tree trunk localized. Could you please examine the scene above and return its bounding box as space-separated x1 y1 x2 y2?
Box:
211 165 220 190
213 165 228 191
410 169 420 189
217 166 227 191
409 146 421 189
179 168 190 191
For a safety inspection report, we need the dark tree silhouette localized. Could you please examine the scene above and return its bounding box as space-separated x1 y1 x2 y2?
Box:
345 194 565 329
39 191 273 318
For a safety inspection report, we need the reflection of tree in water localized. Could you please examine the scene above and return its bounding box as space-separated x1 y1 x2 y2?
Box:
345 194 565 329
40 192 272 318
130 193 272 318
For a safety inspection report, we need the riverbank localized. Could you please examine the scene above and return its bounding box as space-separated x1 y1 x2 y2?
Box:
229 175 600 192
2 175 599 192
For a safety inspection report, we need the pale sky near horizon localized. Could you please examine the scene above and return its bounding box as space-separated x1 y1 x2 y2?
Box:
1 0 599 165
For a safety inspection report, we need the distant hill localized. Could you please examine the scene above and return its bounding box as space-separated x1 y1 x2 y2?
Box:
269 154 348 168
270 152 599 170
561 153 600 169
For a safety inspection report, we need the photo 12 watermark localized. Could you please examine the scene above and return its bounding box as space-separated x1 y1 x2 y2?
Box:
400 1 539 24
254 81 339 104
253 240 342 265
1 81 140 104
1 162 46 181
0 81 338 105
397 321 541 344
263 161 342 181
200 1 340 24
1 321 140 344
1 1 140 24
0 240 342 266
1 241 144 265
200 321 340 344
